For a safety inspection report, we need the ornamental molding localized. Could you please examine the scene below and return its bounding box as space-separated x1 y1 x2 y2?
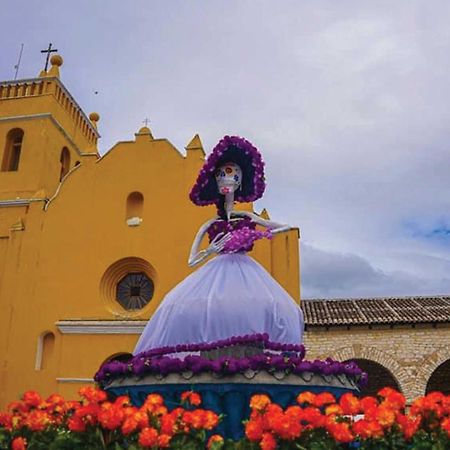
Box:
56 320 146 335
56 377 94 383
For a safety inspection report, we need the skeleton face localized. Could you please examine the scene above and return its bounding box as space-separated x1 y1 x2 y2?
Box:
215 163 242 195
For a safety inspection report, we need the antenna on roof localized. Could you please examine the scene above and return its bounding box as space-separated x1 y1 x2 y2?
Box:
13 43 24 80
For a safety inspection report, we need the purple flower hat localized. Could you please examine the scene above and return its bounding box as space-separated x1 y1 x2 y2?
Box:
189 135 266 207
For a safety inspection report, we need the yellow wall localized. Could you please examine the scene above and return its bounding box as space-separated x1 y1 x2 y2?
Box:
0 56 301 408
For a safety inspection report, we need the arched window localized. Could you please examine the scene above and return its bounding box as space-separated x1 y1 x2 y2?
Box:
345 358 401 397
126 192 144 225
2 128 24 172
35 331 55 370
426 359 450 395
101 352 133 366
59 147 71 181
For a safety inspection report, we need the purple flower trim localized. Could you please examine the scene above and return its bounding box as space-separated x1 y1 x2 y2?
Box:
95 354 366 388
94 333 366 388
190 136 266 206
135 333 304 358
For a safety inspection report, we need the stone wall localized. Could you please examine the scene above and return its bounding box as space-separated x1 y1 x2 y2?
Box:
303 323 450 402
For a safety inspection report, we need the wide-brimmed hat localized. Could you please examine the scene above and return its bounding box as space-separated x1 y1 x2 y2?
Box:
189 135 265 206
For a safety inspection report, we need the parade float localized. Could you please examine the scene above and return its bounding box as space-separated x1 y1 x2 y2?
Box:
94 136 365 440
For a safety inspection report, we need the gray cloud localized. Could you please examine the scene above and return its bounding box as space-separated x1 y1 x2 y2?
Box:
2 0 450 298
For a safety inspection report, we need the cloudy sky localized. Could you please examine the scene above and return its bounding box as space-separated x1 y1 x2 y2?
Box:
2 1 450 298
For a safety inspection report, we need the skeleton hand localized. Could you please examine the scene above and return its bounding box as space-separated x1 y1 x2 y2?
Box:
206 232 232 255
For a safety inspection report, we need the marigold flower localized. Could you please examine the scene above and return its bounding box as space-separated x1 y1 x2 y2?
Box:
260 432 277 450
67 416 86 432
360 396 378 412
160 413 176 435
138 426 158 447
441 417 450 437
23 409 50 431
181 391 202 406
22 391 42 408
352 419 384 439
78 386 107 403
326 417 354 443
157 433 172 448
378 387 406 411
144 393 164 407
98 404 125 430
296 391 316 405
121 416 138 435
301 406 324 428
134 410 150 429
250 394 271 412
245 417 265 441
313 392 336 408
376 405 396 428
11 437 27 450
325 404 344 416
397 413 421 440
0 412 12 430
339 393 360 415
207 434 224 449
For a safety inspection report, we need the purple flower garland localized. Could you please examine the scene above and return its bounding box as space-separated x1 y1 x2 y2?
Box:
94 334 367 388
190 136 266 206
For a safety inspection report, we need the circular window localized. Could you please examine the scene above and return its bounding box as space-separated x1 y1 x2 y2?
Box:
100 257 157 317
116 272 154 310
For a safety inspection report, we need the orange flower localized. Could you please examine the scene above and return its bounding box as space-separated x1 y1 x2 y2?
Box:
181 391 202 406
98 403 125 430
157 433 172 448
297 391 316 405
325 404 344 416
11 437 27 450
67 416 86 432
260 432 277 450
301 406 324 428
378 388 406 411
144 393 164 407
250 394 271 412
313 392 336 408
203 410 219 430
376 405 396 428
352 419 384 439
245 417 265 441
441 417 450 437
134 410 150 429
339 393 360 415
360 396 378 413
397 413 421 440
121 416 138 435
0 412 12 430
207 434 224 449
326 417 354 443
78 386 107 404
22 391 42 408
23 409 50 431
160 413 176 436
138 427 158 447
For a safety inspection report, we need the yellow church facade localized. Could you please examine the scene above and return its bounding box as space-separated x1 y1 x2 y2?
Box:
0 55 300 408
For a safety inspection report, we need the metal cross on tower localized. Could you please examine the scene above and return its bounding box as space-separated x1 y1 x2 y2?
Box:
40 43 58 72
143 118 150 127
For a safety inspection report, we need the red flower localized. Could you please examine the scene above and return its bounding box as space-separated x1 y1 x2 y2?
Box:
138 427 158 447
0 412 12 430
121 416 138 435
250 394 271 412
157 433 172 448
11 437 27 450
313 392 336 408
260 432 277 450
378 387 406 411
98 403 125 430
397 414 421 440
326 417 354 443
181 391 202 406
296 391 316 405
78 386 107 404
68 416 86 432
441 417 450 437
245 417 265 441
339 393 360 415
352 419 384 439
22 391 42 408
207 434 224 449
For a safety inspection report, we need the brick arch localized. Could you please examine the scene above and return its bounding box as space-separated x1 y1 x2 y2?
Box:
321 345 410 395
414 346 450 398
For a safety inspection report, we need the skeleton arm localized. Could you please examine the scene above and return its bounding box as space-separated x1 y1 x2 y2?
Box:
188 218 232 267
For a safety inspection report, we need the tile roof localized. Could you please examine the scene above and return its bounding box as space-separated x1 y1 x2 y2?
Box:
302 295 450 327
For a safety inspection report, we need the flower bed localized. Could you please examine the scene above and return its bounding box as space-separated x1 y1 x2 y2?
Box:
1 387 450 449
